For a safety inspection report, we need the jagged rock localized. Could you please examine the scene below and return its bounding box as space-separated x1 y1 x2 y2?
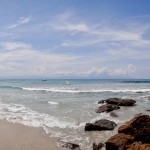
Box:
127 142 150 150
110 112 118 117
118 115 150 143
85 119 117 131
98 100 106 104
96 104 120 113
106 98 136 106
93 142 104 150
105 115 150 150
60 141 81 150
105 133 134 150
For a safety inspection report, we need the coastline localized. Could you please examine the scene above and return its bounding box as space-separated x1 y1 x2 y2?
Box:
0 119 61 150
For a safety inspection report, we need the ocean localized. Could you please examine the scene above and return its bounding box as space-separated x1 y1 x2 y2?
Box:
0 79 149 149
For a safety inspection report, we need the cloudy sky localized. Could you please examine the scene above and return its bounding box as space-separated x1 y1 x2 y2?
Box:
0 0 150 79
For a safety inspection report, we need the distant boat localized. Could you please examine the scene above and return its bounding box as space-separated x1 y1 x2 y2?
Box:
66 80 70 85
42 79 47 82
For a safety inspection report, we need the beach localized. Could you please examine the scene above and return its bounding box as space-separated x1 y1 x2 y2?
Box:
0 119 60 150
0 79 149 149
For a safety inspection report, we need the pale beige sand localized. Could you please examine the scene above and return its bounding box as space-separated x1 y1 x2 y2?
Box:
0 120 61 150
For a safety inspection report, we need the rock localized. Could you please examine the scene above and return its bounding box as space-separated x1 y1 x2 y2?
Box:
118 115 150 143
98 100 106 104
127 142 150 150
96 104 120 113
105 115 150 150
105 133 134 150
60 141 81 150
110 112 118 117
106 98 136 106
136 91 143 93
85 119 117 131
93 142 104 150
146 110 150 111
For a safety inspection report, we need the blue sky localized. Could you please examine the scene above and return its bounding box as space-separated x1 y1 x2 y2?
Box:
0 0 150 78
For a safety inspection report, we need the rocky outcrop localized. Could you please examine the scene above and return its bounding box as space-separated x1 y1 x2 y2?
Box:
96 104 120 113
96 98 136 113
127 142 150 150
60 141 81 150
105 115 150 150
118 115 150 143
105 98 136 106
105 133 134 150
85 119 117 131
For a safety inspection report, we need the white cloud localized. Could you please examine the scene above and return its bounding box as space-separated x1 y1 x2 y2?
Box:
0 42 81 77
8 16 32 29
0 41 137 78
112 64 136 76
1 42 31 50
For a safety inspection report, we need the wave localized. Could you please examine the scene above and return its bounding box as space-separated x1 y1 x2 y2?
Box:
22 87 150 93
0 85 22 90
0 102 79 129
48 101 59 105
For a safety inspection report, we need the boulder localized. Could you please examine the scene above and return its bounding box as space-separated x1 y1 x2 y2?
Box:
127 142 150 150
118 115 150 143
110 112 118 117
85 119 117 131
93 142 104 150
60 141 81 150
104 115 150 150
106 98 136 106
96 104 120 113
105 133 134 150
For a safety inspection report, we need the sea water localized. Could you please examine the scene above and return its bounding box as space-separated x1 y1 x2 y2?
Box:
0 79 149 149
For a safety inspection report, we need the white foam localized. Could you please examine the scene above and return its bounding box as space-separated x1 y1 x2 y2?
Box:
0 102 78 129
22 87 150 93
48 101 59 105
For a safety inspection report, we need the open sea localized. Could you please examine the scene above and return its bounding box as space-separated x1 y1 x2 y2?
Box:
0 79 150 149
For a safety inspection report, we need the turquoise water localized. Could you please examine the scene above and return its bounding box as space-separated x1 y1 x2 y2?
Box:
0 79 150 149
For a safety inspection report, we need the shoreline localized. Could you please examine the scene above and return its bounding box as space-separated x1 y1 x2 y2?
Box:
0 119 61 150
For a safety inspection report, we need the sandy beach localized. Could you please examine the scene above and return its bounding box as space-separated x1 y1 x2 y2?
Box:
0 120 61 150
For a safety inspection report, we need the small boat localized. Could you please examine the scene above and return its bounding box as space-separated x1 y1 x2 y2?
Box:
42 79 47 82
66 80 70 85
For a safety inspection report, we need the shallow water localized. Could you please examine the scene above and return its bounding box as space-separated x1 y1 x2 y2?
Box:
0 79 149 149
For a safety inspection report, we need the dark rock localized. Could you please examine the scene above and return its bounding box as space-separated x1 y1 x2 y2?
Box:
110 112 118 117
93 142 104 150
60 141 81 150
136 91 143 93
127 142 150 150
106 98 136 106
118 115 150 143
96 104 120 113
85 119 117 131
98 100 106 104
146 110 150 111
105 114 150 150
105 133 134 150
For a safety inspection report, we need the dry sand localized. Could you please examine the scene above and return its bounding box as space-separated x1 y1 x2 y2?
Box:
0 120 61 150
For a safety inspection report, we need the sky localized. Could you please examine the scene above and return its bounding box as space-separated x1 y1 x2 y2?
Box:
0 0 150 79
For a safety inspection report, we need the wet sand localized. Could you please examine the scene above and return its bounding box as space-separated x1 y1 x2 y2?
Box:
0 120 61 150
